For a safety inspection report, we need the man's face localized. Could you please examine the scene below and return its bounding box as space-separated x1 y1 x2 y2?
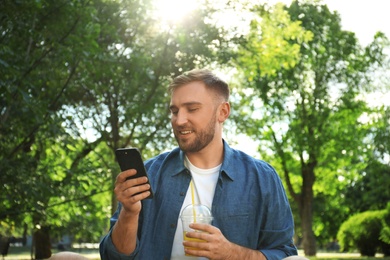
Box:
169 81 219 153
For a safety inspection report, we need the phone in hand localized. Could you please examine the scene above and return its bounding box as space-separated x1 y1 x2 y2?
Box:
115 148 154 199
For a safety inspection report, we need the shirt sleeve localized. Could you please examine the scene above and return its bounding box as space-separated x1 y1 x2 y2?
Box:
257 163 298 259
260 241 297 259
99 204 140 260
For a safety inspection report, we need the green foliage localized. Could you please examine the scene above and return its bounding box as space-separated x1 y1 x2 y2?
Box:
237 3 313 79
381 204 390 245
0 0 119 244
1 0 389 257
337 207 390 256
0 0 235 250
372 106 390 164
343 159 390 212
231 0 389 255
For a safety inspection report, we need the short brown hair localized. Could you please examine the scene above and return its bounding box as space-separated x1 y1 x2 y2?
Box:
169 69 230 102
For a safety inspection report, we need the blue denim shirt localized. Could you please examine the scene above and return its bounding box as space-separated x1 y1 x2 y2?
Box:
100 141 297 260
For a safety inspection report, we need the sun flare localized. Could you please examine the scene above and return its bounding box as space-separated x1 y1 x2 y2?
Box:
153 0 199 24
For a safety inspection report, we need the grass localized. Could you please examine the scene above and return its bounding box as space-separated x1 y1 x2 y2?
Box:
4 246 390 259
302 250 389 260
5 246 100 260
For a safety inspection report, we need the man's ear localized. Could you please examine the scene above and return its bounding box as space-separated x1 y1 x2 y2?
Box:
218 102 230 123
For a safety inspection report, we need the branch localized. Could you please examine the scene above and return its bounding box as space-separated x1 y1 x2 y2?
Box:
55 136 105 187
8 60 80 158
270 128 300 203
15 16 81 91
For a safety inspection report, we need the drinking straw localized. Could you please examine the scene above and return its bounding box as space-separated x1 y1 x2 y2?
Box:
190 180 197 223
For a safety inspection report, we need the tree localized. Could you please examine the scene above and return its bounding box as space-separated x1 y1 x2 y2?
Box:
1 0 231 256
67 0 230 215
232 0 388 255
0 0 110 257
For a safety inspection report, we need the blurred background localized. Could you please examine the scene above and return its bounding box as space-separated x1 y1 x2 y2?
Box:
1 0 389 258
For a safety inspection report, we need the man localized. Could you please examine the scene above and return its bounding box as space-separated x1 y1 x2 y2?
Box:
100 69 298 259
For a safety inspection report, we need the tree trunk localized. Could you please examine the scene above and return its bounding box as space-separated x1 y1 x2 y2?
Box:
301 198 316 255
23 223 28 246
33 226 51 259
300 164 316 256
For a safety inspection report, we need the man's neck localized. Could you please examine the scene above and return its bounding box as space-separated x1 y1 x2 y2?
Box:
185 139 224 169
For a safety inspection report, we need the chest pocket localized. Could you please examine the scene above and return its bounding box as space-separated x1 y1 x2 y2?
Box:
212 203 253 247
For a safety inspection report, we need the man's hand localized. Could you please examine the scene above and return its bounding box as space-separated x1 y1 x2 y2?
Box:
114 169 151 216
183 223 266 260
111 169 151 254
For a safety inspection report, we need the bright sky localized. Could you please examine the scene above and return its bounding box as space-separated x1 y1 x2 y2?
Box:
153 0 390 45
261 0 390 46
324 0 390 46
317 0 390 106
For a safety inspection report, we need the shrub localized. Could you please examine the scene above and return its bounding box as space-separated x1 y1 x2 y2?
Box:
337 207 390 256
380 203 390 255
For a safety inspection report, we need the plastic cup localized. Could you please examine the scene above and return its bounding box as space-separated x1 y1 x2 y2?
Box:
180 204 213 256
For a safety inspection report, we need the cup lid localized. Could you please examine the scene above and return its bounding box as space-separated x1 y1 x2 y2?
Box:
180 204 212 218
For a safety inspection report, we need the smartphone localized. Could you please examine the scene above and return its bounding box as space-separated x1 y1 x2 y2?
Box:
115 148 153 199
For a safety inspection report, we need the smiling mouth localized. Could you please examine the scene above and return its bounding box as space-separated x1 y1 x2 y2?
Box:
179 130 193 135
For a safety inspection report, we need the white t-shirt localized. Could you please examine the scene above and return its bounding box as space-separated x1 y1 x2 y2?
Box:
170 157 220 259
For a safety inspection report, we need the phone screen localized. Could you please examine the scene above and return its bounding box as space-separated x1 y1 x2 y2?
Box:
115 148 154 199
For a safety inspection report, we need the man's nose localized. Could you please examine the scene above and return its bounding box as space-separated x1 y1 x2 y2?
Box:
175 110 188 125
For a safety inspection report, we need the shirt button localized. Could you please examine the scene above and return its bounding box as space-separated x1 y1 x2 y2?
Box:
180 192 185 196
170 223 176 228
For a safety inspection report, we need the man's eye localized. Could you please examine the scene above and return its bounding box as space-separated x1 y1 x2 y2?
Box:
171 110 178 115
188 108 198 112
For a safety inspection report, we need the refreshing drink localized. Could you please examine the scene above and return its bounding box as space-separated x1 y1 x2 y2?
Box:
180 204 213 256
183 231 206 256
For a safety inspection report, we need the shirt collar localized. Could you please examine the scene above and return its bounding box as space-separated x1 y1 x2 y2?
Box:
169 139 236 181
220 140 236 181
